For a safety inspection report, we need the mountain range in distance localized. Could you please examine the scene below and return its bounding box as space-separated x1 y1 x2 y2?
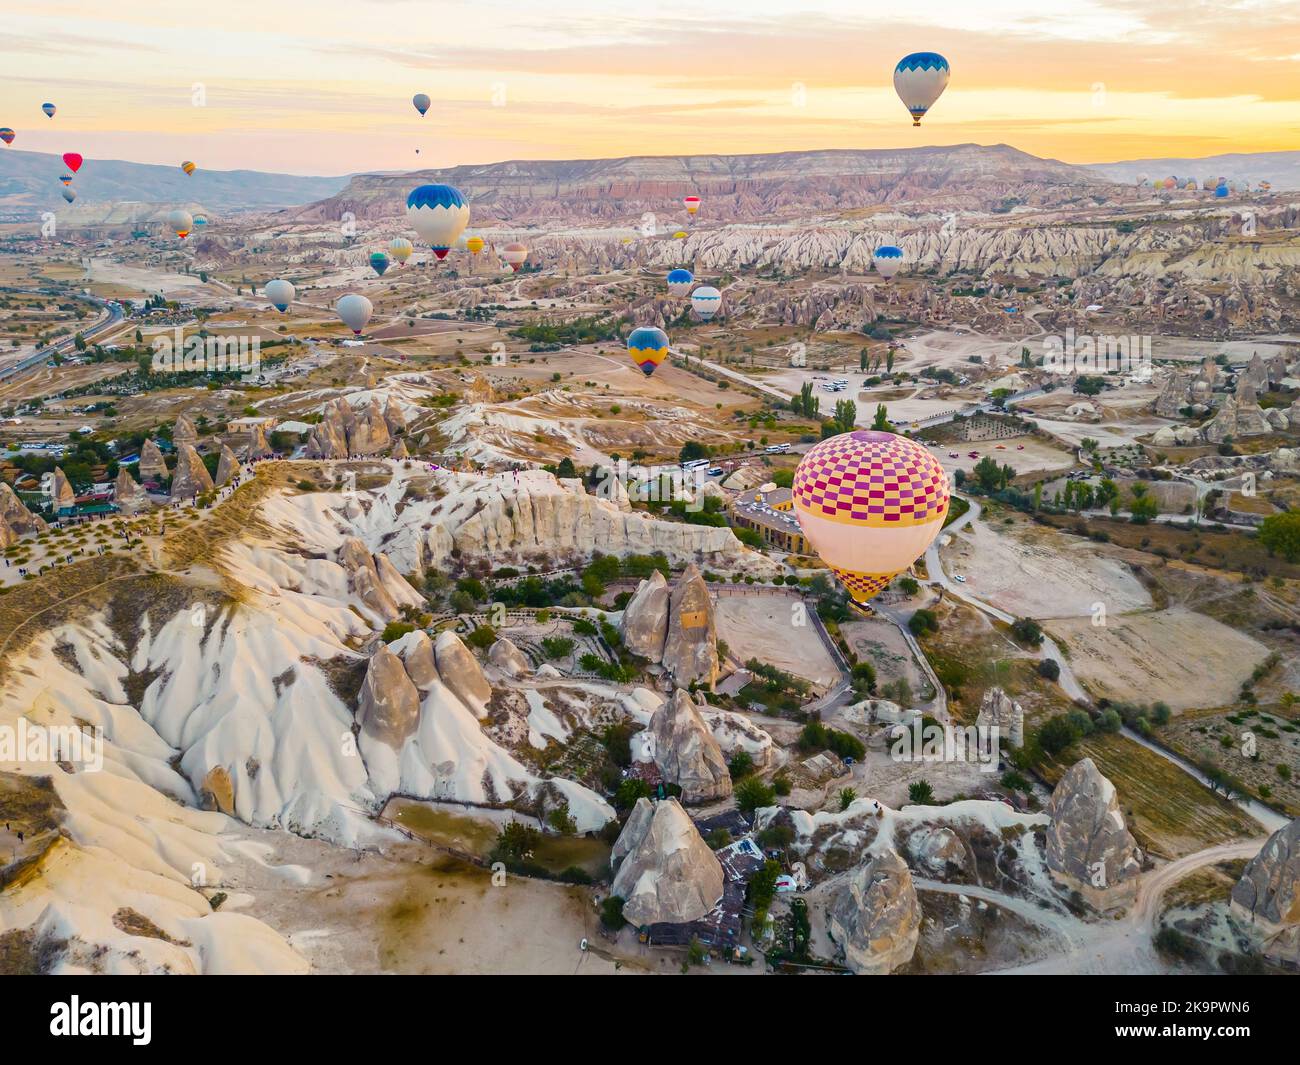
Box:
1 143 1297 221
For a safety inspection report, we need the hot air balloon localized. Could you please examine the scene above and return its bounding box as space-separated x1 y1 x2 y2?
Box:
59 174 72 186
388 237 414 265
1215 184 1229 199
894 52 949 126
1163 177 1176 190
193 214 208 227
168 209 193 239
792 430 949 603
42 103 56 119
683 195 700 216
667 268 694 296
465 236 485 255
369 250 390 277
412 93 430 117
62 153 82 174
336 294 373 335
1136 173 1148 185
691 286 722 321
873 245 905 280
264 279 295 313
672 231 688 239
0 129 14 146
405 184 469 260
502 242 528 271
1259 181 1272 192
627 326 670 377
181 161 196 176
61 187 76 204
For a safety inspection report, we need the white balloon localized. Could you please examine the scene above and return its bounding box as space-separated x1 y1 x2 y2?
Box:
264 279 295 312
336 293 373 334
691 285 722 321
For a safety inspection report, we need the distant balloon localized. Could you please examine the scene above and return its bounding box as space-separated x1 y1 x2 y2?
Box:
502 242 528 271
873 245 905 280
1215 183 1229 198
264 279 295 312
792 430 950 603
894 52 950 126
167 208 193 239
1136 172 1148 185
465 236 485 255
369 250 390 276
683 195 700 216
59 174 72 186
62 153 82 174
181 160 196 176
672 231 688 239
691 285 722 321
42 103 56 119
405 184 469 259
627 326 670 377
0 129 14 146
193 214 208 226
336 293 373 335
412 93 431 116
388 237 414 265
667 268 694 296
61 186 76 203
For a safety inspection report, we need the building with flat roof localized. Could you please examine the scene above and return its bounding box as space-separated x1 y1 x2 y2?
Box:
728 485 808 554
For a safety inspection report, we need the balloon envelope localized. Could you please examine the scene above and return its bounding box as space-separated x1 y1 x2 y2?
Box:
893 52 950 126
683 196 700 215
691 286 722 320
369 251 390 276
405 184 470 259
336 293 373 334
627 326 670 377
412 93 430 116
792 430 950 602
873 245 905 280
388 237 414 264
465 236 485 255
0 129 14 146
61 187 76 203
62 153 82 173
181 161 196 176
264 279 295 312
59 174 72 185
667 268 694 296
42 103 56 118
502 242 528 271
167 208 193 238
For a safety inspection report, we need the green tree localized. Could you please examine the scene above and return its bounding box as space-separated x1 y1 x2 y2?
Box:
1259 510 1300 563
908 780 934 804
871 403 891 431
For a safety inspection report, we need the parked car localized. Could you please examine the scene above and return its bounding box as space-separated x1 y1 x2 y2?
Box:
954 574 967 584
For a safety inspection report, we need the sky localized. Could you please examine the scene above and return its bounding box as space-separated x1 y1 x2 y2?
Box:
2 0 1299 175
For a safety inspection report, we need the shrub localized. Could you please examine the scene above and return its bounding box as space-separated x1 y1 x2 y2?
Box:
465 624 497 649
735 777 776 813
380 621 415 643
908 780 934 804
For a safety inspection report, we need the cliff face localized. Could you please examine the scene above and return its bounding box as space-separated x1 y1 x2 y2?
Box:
292 144 1107 225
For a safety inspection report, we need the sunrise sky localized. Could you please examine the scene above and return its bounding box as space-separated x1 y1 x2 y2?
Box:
3 0 1299 175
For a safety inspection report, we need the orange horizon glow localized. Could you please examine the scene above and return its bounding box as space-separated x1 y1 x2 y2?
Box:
1 0 1298 176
